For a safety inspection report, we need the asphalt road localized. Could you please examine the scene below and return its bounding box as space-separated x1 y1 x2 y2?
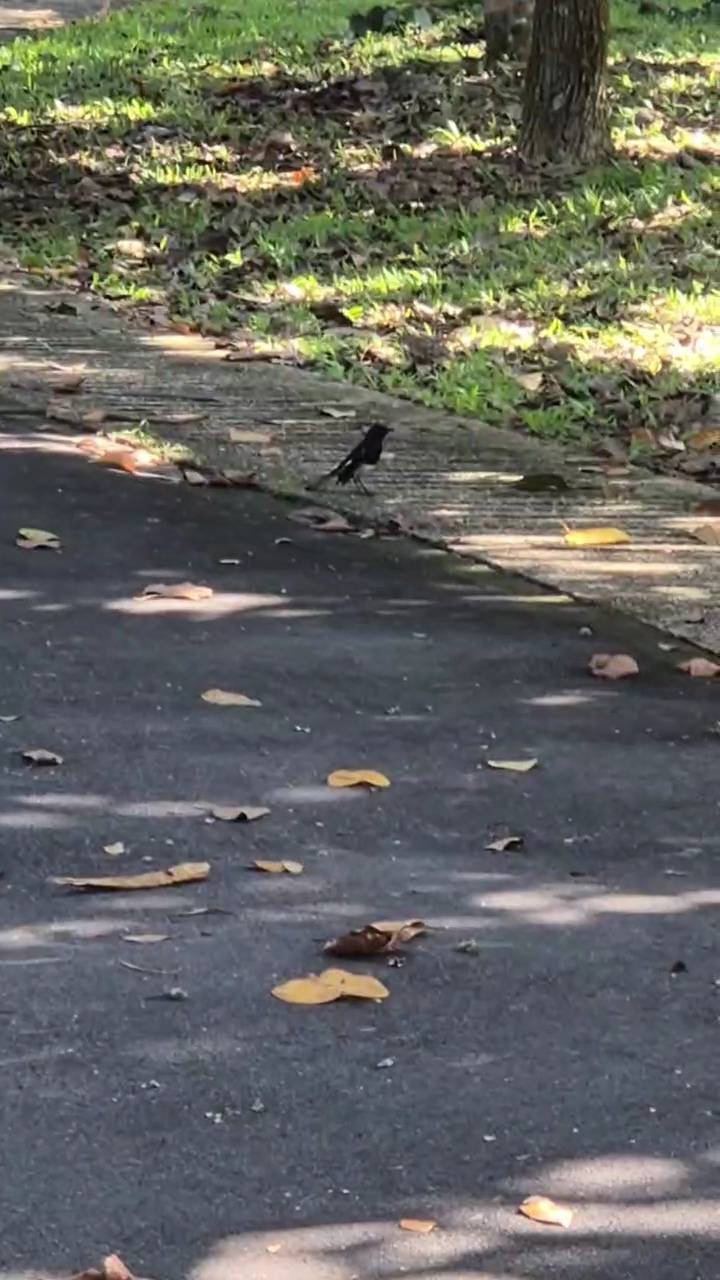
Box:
0 416 718 1280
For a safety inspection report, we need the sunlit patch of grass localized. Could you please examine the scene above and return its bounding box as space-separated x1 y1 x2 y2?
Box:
0 0 718 442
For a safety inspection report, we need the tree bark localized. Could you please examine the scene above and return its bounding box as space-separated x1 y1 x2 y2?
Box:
519 0 610 165
485 0 534 66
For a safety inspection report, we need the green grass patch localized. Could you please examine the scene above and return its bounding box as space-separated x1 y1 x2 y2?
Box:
0 0 718 442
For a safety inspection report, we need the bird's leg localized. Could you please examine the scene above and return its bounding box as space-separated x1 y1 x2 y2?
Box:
352 472 373 495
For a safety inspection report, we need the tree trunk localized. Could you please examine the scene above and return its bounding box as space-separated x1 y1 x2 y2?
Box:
485 0 534 66
519 0 610 165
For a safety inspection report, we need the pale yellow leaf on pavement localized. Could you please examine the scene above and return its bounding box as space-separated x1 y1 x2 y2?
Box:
16 527 61 551
271 976 342 1004
485 836 524 852
202 688 262 707
518 1195 573 1228
589 653 639 680
122 933 170 944
138 582 213 601
253 860 303 875
51 861 210 891
103 842 125 856
486 759 538 773
320 968 389 999
327 768 391 789
563 527 630 548
282 860 304 875
678 657 720 677
211 805 270 822
22 748 63 766
399 1219 437 1234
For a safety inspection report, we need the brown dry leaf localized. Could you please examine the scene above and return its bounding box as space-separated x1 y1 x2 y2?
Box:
22 748 63 766
291 507 352 533
327 768 391 789
688 523 720 546
253 860 304 875
678 657 720 678
103 841 125 856
93 446 155 474
137 582 214 601
211 804 270 822
486 759 538 773
202 688 262 707
371 920 426 943
687 428 720 450
51 861 210 891
563 527 630 548
324 925 393 957
122 933 170 944
16 526 61 551
589 653 639 680
48 370 86 394
399 1219 437 1234
518 1195 573 1228
516 371 543 393
485 835 524 852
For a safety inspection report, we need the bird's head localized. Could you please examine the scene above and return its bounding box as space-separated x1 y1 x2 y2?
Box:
370 423 393 438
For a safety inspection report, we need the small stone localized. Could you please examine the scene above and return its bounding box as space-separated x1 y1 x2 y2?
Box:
455 939 481 956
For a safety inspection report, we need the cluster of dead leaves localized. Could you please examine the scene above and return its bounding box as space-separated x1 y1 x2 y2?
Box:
589 652 720 680
72 1254 133 1280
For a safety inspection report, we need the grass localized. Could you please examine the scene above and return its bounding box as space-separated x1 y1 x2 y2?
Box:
0 0 718 444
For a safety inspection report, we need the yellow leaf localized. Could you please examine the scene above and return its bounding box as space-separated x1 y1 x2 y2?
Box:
211 805 270 822
103 841 125 856
589 653 639 680
16 527 61 551
51 861 210 891
486 759 538 773
122 933 170 944
687 428 720 451
253 860 303 875
138 582 213 601
689 523 720 546
319 968 389 999
202 688 262 707
518 1195 573 1228
399 1219 437 1234
372 919 426 944
271 976 342 1004
678 657 720 678
327 769 391 789
563 527 630 548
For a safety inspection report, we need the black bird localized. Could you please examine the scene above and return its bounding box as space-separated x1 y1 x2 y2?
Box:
313 423 392 494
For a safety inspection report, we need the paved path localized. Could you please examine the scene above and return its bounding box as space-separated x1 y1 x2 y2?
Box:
0 407 718 1280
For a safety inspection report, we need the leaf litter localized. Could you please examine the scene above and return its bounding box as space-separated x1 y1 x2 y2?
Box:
253 859 304 875
51 861 210 891
589 653 639 679
563 527 630 548
16 527 61 551
678 657 720 677
137 582 213 601
518 1196 574 1228
327 768 391 789
201 688 262 707
485 835 524 852
272 968 389 1004
399 1219 437 1234
325 920 425 956
485 759 538 773
22 748 63 766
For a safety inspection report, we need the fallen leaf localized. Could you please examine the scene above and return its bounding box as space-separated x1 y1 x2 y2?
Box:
122 933 170 944
327 768 391 789
678 657 720 677
371 919 426 945
253 860 304 875
93 446 156 473
399 1219 437 1234
688 524 720 546
324 925 393 957
291 506 352 533
51 861 210 891
0 714 20 722
48 370 86 394
22 748 63 766
589 653 639 679
518 1195 573 1228
486 759 538 773
563 527 630 548
485 835 524 852
321 407 357 419
72 1255 133 1280
16 527 61 551
516 371 543 393
103 841 125 856
272 968 389 1004
137 582 214 601
266 1244 282 1254
202 688 262 707
687 428 720 450
210 804 270 822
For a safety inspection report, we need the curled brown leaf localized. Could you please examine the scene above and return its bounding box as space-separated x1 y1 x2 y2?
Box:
589 653 639 680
